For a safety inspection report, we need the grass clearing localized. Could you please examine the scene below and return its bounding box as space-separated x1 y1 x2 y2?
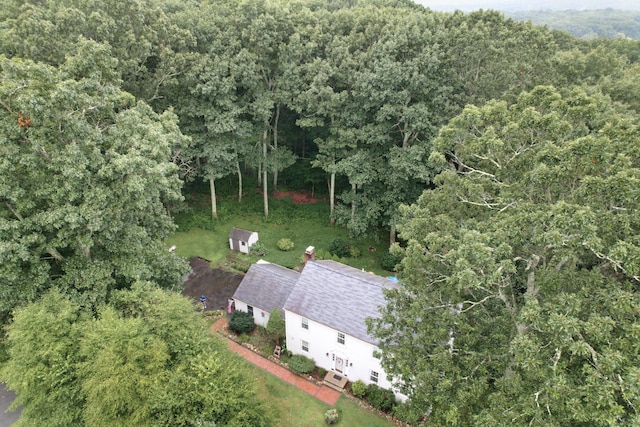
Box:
167 191 392 275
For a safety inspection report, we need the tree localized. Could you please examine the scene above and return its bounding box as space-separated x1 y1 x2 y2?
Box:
266 308 285 344
441 10 557 109
2 283 271 426
236 0 299 217
169 0 257 217
0 53 188 315
0 0 195 106
1 291 86 426
369 86 640 426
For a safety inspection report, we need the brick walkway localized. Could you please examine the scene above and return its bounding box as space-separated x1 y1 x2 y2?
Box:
212 318 340 406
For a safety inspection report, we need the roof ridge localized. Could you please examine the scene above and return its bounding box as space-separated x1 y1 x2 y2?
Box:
312 260 391 289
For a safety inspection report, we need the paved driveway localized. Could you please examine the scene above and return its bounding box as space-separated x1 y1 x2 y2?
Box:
0 383 19 427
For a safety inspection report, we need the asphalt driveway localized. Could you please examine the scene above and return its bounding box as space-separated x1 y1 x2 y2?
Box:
0 383 19 427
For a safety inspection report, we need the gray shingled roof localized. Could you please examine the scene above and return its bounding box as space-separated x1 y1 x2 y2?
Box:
233 261 299 314
283 260 398 345
229 227 255 241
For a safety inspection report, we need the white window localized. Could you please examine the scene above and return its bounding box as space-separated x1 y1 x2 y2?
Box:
302 340 309 352
247 305 254 316
370 370 379 383
337 332 345 345
301 317 309 330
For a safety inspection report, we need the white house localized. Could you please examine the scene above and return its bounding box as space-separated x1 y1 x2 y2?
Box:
232 260 299 328
283 260 399 394
228 228 258 254
232 252 403 399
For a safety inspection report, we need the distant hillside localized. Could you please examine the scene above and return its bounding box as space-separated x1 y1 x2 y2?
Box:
508 9 640 39
415 0 640 12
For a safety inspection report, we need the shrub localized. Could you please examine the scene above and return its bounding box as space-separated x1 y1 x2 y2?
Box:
266 309 285 343
229 310 255 334
324 409 339 425
317 367 326 378
380 250 401 271
393 401 423 426
287 354 316 374
316 248 326 260
350 380 367 398
277 238 295 251
366 384 396 412
349 245 361 258
328 238 351 258
249 242 268 256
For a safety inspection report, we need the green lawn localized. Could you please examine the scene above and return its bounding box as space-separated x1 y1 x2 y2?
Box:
237 356 395 427
167 192 391 275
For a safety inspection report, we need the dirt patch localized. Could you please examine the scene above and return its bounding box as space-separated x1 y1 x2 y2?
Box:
182 257 243 310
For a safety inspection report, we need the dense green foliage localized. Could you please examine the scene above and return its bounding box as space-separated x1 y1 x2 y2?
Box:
510 9 640 39
277 238 295 251
3 0 637 240
229 310 256 334
2 0 640 424
0 53 188 317
1 283 270 426
351 380 367 398
328 238 351 258
370 86 640 426
287 354 316 375
365 384 396 413
324 408 340 425
379 250 401 271
266 308 286 343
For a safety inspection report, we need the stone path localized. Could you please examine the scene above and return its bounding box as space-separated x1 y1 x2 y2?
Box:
212 318 341 406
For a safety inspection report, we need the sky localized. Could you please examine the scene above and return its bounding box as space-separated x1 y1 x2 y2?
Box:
413 0 640 12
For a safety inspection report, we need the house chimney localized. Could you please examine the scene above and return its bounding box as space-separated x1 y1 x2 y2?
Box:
303 246 316 264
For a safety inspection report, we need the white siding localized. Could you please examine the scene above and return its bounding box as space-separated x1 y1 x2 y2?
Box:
284 310 399 396
247 232 259 248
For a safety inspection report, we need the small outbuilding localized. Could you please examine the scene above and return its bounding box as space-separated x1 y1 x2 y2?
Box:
229 227 259 254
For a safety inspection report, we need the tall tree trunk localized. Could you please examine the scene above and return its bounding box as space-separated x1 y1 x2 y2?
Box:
263 127 269 217
257 160 262 186
272 103 280 191
350 183 356 222
209 177 217 220
390 224 396 246
236 157 243 203
330 171 336 225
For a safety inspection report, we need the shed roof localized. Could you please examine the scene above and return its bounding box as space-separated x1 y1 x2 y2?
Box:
233 261 299 314
229 227 256 241
283 260 398 344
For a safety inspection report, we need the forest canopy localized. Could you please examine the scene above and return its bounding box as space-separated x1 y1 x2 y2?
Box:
509 9 640 39
1 0 639 425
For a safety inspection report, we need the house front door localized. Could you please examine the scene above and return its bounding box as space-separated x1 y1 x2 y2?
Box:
335 357 344 373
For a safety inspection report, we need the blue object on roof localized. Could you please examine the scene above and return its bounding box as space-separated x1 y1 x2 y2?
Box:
387 276 399 282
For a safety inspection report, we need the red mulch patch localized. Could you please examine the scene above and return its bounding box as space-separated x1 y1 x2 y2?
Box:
272 191 325 204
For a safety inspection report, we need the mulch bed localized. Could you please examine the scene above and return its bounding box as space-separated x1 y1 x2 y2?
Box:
182 258 243 310
271 191 327 204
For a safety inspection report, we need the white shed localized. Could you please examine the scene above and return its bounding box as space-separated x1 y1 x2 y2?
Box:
229 228 258 254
